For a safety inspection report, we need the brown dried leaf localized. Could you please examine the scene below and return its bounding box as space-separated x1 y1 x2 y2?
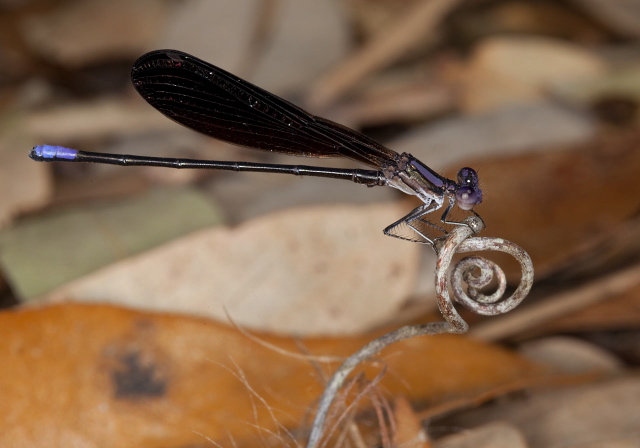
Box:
525 274 640 337
464 131 640 276
0 303 543 448
471 263 640 342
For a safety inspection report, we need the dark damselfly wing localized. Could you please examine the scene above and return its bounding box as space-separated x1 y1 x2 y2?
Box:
131 50 399 168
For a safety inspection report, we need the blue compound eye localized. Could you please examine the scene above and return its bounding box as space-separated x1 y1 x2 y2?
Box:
457 167 479 187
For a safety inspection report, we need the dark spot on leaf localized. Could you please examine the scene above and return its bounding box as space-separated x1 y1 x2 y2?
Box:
111 351 167 399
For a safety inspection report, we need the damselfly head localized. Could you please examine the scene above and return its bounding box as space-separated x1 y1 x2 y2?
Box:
455 167 482 210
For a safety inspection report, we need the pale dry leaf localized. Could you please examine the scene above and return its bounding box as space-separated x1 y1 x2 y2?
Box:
249 0 350 95
519 336 623 374
43 203 421 336
449 377 640 448
553 63 640 106
160 0 350 95
157 0 260 76
26 98 172 143
333 78 456 128
461 36 607 113
390 101 594 172
434 421 528 448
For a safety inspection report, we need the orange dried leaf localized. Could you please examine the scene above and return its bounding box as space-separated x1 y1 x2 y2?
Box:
0 304 542 447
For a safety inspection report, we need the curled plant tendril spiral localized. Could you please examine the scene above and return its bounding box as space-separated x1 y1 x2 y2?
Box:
434 216 534 333
306 216 534 448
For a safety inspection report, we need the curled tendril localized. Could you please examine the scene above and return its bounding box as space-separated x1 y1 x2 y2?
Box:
306 216 534 448
434 216 534 333
454 256 507 305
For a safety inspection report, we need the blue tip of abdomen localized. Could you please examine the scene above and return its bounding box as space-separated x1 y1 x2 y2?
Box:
30 145 78 161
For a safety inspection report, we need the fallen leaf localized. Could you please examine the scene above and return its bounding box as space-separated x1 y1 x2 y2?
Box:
26 98 172 143
461 36 607 113
0 188 222 298
519 336 623 374
538 285 640 334
0 303 543 447
391 101 595 173
461 130 640 276
249 0 351 95
553 64 640 108
470 263 640 342
40 203 421 336
446 377 640 448
156 0 262 80
158 0 350 96
434 421 527 448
